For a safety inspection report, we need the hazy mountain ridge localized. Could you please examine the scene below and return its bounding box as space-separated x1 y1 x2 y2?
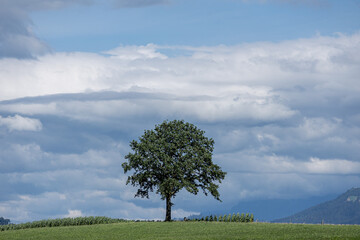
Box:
230 195 338 222
274 188 360 224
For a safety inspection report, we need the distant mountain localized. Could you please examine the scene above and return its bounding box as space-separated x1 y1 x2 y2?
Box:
229 195 336 222
274 188 360 224
187 194 336 222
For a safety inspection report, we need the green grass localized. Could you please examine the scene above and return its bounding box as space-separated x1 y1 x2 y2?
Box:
1 222 360 240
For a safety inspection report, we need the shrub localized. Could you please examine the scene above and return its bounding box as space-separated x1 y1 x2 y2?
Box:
245 213 250 223
236 213 240 222
240 213 245 222
189 213 253 223
231 213 236 222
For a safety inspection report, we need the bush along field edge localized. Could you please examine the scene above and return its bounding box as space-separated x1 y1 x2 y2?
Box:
0 213 254 231
0 216 128 231
188 213 254 223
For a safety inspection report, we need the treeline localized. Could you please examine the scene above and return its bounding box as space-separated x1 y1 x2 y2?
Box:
189 213 254 222
1 214 255 231
0 217 10 225
0 216 127 231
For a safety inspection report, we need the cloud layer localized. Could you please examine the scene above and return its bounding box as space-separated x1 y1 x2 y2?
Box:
1 33 360 222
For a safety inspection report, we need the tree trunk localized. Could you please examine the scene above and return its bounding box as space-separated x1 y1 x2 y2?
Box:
165 195 172 221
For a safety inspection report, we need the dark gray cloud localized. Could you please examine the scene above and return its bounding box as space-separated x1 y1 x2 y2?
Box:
0 91 177 105
0 8 49 58
0 0 92 58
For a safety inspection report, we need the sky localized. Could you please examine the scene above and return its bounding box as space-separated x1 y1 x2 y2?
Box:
0 0 360 223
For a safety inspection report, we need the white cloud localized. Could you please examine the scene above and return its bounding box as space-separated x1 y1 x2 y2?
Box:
1 34 359 111
305 157 360 174
0 33 356 99
0 143 124 173
104 44 168 60
0 114 42 131
0 95 295 123
9 32 360 123
65 209 83 218
0 188 197 222
172 209 200 219
0 192 71 222
218 150 360 176
298 117 340 139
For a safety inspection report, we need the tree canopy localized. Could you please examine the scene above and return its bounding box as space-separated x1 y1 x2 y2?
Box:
122 120 226 221
0 217 10 225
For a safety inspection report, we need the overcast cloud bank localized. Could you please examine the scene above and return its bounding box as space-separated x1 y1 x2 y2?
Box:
0 32 359 222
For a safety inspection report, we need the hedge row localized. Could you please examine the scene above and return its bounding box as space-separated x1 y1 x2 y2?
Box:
190 213 254 222
1 213 255 231
0 216 127 231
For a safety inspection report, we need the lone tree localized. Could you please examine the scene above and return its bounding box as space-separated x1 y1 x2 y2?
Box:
122 120 226 221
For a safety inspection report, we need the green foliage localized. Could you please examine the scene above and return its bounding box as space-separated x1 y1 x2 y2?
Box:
236 213 240 222
195 213 256 223
0 217 126 232
122 120 226 221
240 213 245 222
1 222 360 240
245 213 250 223
0 217 10 226
231 213 236 222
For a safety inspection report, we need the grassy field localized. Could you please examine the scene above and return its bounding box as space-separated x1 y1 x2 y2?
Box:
1 222 360 240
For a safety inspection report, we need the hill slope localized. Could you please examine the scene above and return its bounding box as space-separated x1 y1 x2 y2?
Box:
274 188 360 224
